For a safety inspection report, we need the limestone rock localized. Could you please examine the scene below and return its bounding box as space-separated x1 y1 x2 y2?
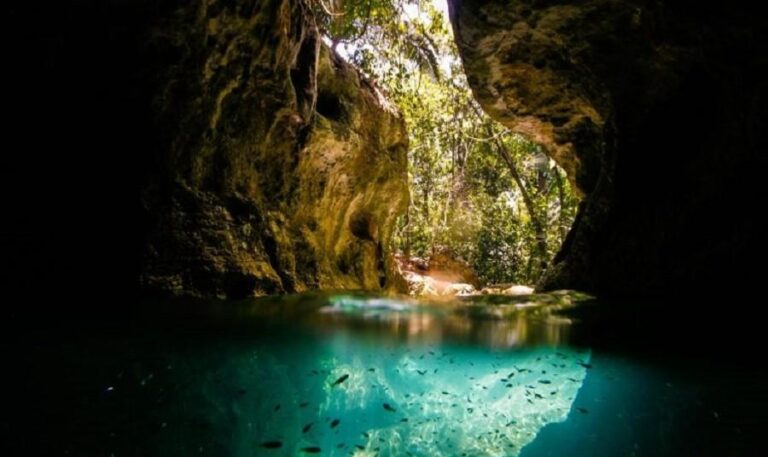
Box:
137 0 408 298
448 0 768 297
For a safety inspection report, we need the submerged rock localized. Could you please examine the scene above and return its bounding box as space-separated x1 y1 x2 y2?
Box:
136 0 408 298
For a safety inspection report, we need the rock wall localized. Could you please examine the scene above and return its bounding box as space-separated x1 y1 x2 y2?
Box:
448 0 768 297
135 0 409 298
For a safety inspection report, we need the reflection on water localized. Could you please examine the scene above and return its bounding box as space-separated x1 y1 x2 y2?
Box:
232 292 586 349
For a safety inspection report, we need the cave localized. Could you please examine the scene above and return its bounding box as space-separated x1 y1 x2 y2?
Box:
2 0 766 455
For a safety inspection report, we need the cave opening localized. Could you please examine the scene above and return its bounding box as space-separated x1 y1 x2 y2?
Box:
317 0 581 296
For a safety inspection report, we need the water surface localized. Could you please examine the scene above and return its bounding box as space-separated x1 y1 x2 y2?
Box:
3 292 763 456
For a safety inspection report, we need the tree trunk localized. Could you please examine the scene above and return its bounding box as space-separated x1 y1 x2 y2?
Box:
491 134 548 282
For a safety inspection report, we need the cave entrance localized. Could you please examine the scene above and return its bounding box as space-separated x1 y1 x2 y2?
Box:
317 0 580 295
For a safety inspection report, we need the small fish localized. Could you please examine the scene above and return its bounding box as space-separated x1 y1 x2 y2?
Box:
311 370 319 375
577 407 588 414
567 377 578 382
578 362 593 369
441 391 450 395
260 441 283 449
539 380 551 384
299 401 310 407
534 393 543 399
273 404 281 412
337 443 345 448
433 368 438 374
302 422 313 433
300 446 321 453
506 384 513 388
332 374 350 386
467 407 474 413
368 368 375 372
355 445 365 450
383 403 396 412
362 432 370 438
500 379 508 383
400 418 409 422
330 419 340 428
417 370 427 375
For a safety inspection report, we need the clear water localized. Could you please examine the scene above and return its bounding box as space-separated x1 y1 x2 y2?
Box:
3 293 762 456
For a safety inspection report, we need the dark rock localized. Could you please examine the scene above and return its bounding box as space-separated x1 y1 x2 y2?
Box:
133 0 409 298
448 0 768 297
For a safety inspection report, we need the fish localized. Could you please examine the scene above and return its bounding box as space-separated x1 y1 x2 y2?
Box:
567 377 578 382
534 393 543 399
330 419 340 428
273 404 281 412
300 446 321 453
577 407 588 414
400 418 409 422
260 441 283 449
337 443 345 448
578 362 593 369
332 374 350 386
500 378 508 383
302 422 313 433
441 391 450 395
417 370 427 375
539 380 551 384
433 369 438 374
299 401 310 407
383 403 396 412
368 368 375 372
355 445 365 450
467 407 474 413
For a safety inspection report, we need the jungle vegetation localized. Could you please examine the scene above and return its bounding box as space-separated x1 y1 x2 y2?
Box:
315 0 580 285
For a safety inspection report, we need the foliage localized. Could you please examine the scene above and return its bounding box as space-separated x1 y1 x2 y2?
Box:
316 0 580 286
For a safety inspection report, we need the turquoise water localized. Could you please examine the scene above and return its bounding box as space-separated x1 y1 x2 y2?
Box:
3 293 761 456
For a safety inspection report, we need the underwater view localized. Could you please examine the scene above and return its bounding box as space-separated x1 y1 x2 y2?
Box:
5 293 762 456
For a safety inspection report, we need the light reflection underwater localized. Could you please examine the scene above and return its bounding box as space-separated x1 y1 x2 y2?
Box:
207 295 591 456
